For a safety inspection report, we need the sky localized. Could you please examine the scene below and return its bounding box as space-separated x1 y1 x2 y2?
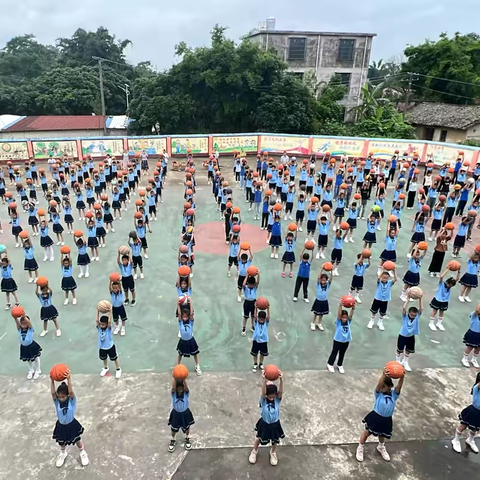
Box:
0 0 477 70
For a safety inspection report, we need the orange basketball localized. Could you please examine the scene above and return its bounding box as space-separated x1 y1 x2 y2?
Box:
109 272 121 282
408 286 423 299
226 201 233 209
476 244 480 254
454 184 461 190
247 265 259 276
179 245 189 254
468 210 478 217
37 208 45 216
60 245 71 255
341 295 356 308
288 223 298 232
447 260 461 271
311 196 319 204
232 224 241 233
9 202 17 209
385 361 405 379
36 276 48 287
134 211 143 219
19 231 29 239
85 211 93 219
184 202 191 210
139 190 146 197
383 261 396 271
233 206 241 214
322 204 331 212
398 193 406 200
273 203 282 211
186 189 193 196
256 297 270 310
173 364 189 380
49 200 57 207
50 363 69 382
417 241 428 251
240 242 250 250
340 221 349 230
340 183 348 189
388 214 397 223
264 364 280 381
362 248 372 258
265 190 272 196
445 222 455 230
100 194 108 201
304 240 315 250
11 305 25 318
378 182 386 189
74 230 83 237
178 266 191 277
135 199 143 206
353 193 361 200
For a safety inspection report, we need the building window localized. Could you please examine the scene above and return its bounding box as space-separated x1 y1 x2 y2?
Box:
288 37 306 60
439 130 448 142
336 73 351 90
424 127 434 141
338 39 355 62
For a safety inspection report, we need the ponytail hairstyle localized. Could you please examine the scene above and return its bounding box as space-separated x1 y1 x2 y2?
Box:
472 372 480 394
56 382 68 396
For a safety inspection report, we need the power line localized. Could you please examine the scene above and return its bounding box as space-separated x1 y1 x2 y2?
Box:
414 72 480 89
412 83 477 100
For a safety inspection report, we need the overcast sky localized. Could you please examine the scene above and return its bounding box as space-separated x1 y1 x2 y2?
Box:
1 0 477 70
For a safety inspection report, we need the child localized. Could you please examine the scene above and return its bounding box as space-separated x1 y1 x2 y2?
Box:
363 214 378 249
269 214 282 259
326 301 355 373
331 226 347 276
306 203 318 241
429 268 460 331
428 203 444 241
97 311 122 378
27 203 39 236
95 212 107 248
378 229 398 275
63 199 74 234
23 238 39 283
128 233 145 280
118 252 136 306
461 304 480 368
408 215 426 257
1 256 19 309
295 193 306 232
242 273 260 336
248 370 284 466
396 295 423 371
315 212 331 259
281 231 296 278
61 254 77 305
135 218 148 258
168 377 195 453
293 249 312 303
10 211 22 247
51 209 65 246
110 279 127 336
14 310 42 379
251 308 270 372
459 253 480 303
400 247 425 302
345 201 358 243
36 284 61 337
177 306 202 375
75 237 90 279
227 235 240 277
51 372 89 467
350 254 370 303
452 216 473 257
451 372 480 453
356 367 405 462
368 269 397 331
332 191 346 230
428 228 451 277
311 268 333 331
237 248 253 302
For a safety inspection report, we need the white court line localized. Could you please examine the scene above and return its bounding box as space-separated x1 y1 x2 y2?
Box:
0 332 7 341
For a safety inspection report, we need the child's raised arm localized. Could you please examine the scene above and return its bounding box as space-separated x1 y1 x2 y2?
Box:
278 370 284 399
418 296 423 314
395 372 405 395
337 301 343 319
349 304 355 320
261 372 267 397
12 315 21 330
376 372 387 393
66 371 74 398
171 375 176 393
95 310 100 327
50 376 57 400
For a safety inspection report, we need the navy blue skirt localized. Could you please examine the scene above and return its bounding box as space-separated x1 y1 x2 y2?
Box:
1 278 17 293
282 251 295 264
403 270 420 286
363 231 376 244
168 408 195 433
347 217 357 229
410 232 425 243
76 200 86 210
96 226 107 238
312 299 329 315
61 276 77 291
431 219 441 231
77 253 90 266
269 235 282 247
12 225 23 236
64 214 74 224
28 216 39 226
53 223 64 234
40 235 54 248
40 304 59 321
318 234 328 247
459 405 480 431
104 213 114 224
112 201 121 209
430 297 448 311
334 207 345 218
460 273 478 288
177 337 199 357
380 249 397 262
363 410 393 439
20 340 42 362
255 418 285 445
24 258 38 271
87 237 99 248
464 329 480 348
454 234 466 249
53 418 84 446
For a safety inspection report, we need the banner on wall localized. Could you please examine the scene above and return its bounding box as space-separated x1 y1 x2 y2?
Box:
171 137 208 154
425 144 476 166
81 139 124 158
127 138 167 157
212 135 258 154
312 137 365 157
260 135 309 155
32 140 78 159
368 140 422 158
0 141 28 161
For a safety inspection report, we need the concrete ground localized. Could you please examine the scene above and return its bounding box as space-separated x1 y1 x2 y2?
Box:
0 157 479 479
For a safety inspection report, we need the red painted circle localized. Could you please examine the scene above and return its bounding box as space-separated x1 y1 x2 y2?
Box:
194 222 269 255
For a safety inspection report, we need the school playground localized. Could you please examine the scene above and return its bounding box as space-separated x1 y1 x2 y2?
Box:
0 158 479 479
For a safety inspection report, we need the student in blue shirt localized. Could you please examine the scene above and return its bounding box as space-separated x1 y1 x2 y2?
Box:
14 311 42 379
251 308 270 372
408 214 426 257
350 253 371 303
332 191 346 229
429 268 460 331
442 191 458 227
109 279 128 336
96 311 122 378
168 376 195 452
368 269 398 331
242 272 260 335
281 231 297 278
462 304 480 369
253 183 263 221
284 184 295 220
315 211 332 259
452 216 474 257
117 252 136 306
356 368 405 463
22 237 39 283
50 370 89 467
177 306 202 374
331 225 348 276
248 370 284 466
459 253 480 303
428 203 444 241
293 248 312 303
236 248 253 302
311 267 333 330
227 235 240 276
326 301 355 374
36 283 61 337
345 201 358 243
452 372 480 453
400 248 426 301
363 214 378 249
269 214 282 258
60 254 77 305
134 218 149 258
1 256 19 309
396 296 423 372
75 236 91 278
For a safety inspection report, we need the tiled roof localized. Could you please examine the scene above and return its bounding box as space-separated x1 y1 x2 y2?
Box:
406 102 480 130
5 115 108 132
0 114 23 130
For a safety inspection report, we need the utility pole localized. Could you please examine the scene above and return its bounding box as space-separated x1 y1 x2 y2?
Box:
119 83 130 113
405 72 413 111
92 56 107 135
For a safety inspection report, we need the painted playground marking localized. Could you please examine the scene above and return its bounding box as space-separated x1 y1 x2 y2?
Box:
0 332 7 341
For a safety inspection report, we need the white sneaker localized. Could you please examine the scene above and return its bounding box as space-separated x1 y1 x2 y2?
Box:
120 326 126 336
315 252 320 259
269 451 278 466
95 257 99 262
85 271 90 278
293 297 298 302
377 320 385 331
310 323 316 331
33 370 41 380
303 298 309 303
317 323 324 331
40 330 48 337
355 295 362 304
320 252 325 259
299 227 303 232
326 364 335 373
111 228 115 233
248 449 258 464
50 256 54 262
451 438 462 453
115 368 122 379
113 324 120 335
56 241 61 246
79 450 89 466
56 330 61 337
429 272 435 277
356 445 364 462
43 256 48 262
56 450 68 468
377 226 381 231
429 321 437 331
64 298 69 306
428 237 433 242
367 319 375 329
376 444 390 462
100 367 109 377
349 237 354 243
134 274 138 280
459 296 465 302
400 294 407 302
78 272 84 278
344 238 349 243
237 295 242 303
333 268 339 276
144 254 148 259
270 253 274 258
28 278 34 284
466 436 479 453
462 357 471 367
140 273 144 279
27 370 34 380
471 357 479 368
402 359 412 372
195 365 202 376
465 296 472 303
437 321 445 331
338 365 345 374
72 298 77 305
274 253 278 259
15 243 19 248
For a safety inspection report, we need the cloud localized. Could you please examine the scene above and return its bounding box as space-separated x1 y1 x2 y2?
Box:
0 0 478 69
